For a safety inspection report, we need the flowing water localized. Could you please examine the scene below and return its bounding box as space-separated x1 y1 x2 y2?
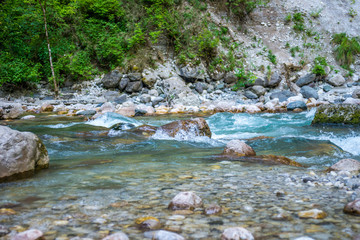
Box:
1 110 360 239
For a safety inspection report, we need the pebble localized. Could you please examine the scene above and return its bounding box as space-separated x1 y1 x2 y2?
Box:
298 209 327 219
12 229 44 240
221 227 254 240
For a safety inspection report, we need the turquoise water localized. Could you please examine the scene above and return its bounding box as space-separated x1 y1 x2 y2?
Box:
1 111 359 239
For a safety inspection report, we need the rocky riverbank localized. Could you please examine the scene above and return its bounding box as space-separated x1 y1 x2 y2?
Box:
1 61 360 121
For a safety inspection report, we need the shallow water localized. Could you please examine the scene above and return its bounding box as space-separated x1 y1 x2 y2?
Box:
1 110 360 239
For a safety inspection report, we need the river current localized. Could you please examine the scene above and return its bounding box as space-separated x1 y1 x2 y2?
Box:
1 110 360 239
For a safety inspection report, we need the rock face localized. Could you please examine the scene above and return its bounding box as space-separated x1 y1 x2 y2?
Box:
12 229 44 240
221 227 254 240
222 140 256 157
102 232 129 240
312 104 360 124
102 70 122 88
0 126 49 182
0 102 24 119
343 199 360 216
159 118 211 138
168 191 203 210
328 159 360 172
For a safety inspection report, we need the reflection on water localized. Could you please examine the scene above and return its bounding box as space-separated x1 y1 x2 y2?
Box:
1 111 359 239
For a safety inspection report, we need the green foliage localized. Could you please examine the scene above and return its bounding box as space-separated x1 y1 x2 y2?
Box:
332 33 360 68
311 56 328 77
232 67 256 90
267 50 277 65
310 8 323 18
290 46 300 57
291 12 305 32
223 0 266 20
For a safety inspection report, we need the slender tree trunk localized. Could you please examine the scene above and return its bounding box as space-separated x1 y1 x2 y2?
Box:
38 0 59 98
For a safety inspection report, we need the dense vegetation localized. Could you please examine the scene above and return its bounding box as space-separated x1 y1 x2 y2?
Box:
0 0 265 88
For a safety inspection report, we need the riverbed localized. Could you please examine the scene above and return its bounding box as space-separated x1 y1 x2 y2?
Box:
1 110 360 239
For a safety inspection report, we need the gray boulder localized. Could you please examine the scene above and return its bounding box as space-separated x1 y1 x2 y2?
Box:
221 227 254 240
168 191 203 210
296 73 316 87
114 94 128 104
12 229 44 240
125 81 143 93
76 110 96 116
270 90 296 102
327 74 346 87
267 72 282 87
142 69 157 88
0 126 49 182
244 90 258 99
127 73 142 81
0 102 24 119
323 85 332 92
101 70 122 89
224 72 238 84
251 85 267 96
178 64 207 83
162 76 200 105
352 89 360 99
287 101 307 111
119 77 129 91
104 91 120 102
328 159 360 172
140 94 151 103
194 82 205 94
152 97 164 107
300 86 319 99
254 78 266 86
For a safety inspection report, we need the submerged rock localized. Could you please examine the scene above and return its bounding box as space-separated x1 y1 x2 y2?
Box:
135 216 161 230
343 199 360 216
298 209 327 219
168 191 203 210
327 159 360 172
102 232 129 240
244 155 303 167
0 126 49 182
221 227 254 240
144 230 185 240
12 229 44 240
312 104 360 124
159 118 211 138
222 140 256 157
204 204 222 215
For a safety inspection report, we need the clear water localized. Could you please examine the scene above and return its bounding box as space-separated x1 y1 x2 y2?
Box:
1 111 360 239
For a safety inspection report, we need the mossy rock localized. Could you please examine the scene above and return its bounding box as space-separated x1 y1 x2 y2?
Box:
312 104 360 125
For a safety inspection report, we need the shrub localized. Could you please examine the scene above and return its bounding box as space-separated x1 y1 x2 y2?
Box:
268 50 277 64
232 67 257 90
332 33 360 68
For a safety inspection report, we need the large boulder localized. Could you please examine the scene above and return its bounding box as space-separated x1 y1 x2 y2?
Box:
101 70 122 89
12 229 44 240
178 64 207 83
296 73 316 87
144 230 185 240
224 72 238 84
344 199 360 216
287 101 307 111
221 227 254 240
327 74 346 87
266 72 282 88
162 76 200 106
159 118 211 138
300 86 319 99
222 140 256 157
270 90 296 102
312 104 360 124
125 81 142 93
142 69 157 88
352 89 360 99
0 126 49 182
327 159 360 172
0 102 24 119
251 85 267 96
168 191 203 210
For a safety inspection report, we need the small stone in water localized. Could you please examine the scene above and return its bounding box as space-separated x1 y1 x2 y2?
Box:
12 229 44 240
294 237 315 240
298 209 327 219
102 232 129 240
0 208 16 215
135 217 161 230
343 198 360 216
53 220 69 226
204 204 222 215
110 201 129 208
221 227 254 240
168 192 203 211
144 230 185 240
0 225 10 237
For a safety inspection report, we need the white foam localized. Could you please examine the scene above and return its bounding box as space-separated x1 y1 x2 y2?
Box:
86 112 141 128
44 123 79 129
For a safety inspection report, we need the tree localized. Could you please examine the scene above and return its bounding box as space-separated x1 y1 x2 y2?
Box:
38 0 59 97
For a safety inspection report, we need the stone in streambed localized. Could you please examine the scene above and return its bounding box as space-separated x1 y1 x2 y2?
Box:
221 227 254 240
312 104 360 124
245 155 303 167
102 232 129 240
298 209 327 219
12 229 44 240
222 140 256 157
287 101 307 111
144 230 185 240
327 159 360 172
343 199 360 216
0 225 10 237
0 102 24 119
0 126 49 183
168 192 203 211
135 217 161 230
0 208 16 215
130 125 158 137
159 118 211 138
204 204 222 215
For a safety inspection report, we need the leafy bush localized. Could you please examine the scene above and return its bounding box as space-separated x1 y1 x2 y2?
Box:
232 67 257 90
268 50 277 65
332 33 360 68
292 12 305 32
